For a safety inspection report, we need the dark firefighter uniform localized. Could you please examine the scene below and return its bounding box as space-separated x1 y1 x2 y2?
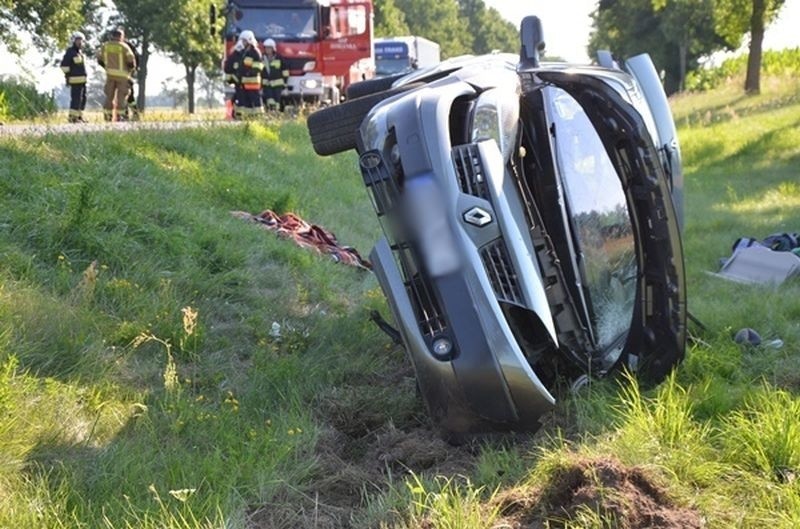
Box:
261 52 288 111
60 37 87 123
224 44 244 119
123 41 141 121
236 41 264 117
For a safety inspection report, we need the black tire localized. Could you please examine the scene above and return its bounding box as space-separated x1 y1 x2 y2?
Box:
346 74 405 100
307 83 423 156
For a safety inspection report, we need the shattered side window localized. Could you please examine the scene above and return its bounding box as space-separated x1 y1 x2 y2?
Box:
550 88 637 351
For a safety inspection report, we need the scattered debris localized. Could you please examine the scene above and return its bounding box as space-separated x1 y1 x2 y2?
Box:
734 327 762 347
713 232 800 285
733 328 785 349
232 209 371 270
713 245 800 284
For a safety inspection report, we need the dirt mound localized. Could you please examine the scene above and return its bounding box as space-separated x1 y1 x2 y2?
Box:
495 457 704 529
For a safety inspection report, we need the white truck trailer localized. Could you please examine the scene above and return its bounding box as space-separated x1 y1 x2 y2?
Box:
374 36 441 78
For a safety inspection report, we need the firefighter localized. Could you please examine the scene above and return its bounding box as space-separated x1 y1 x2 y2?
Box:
122 35 141 121
261 38 288 113
60 31 88 123
235 30 263 118
98 28 136 122
224 35 245 119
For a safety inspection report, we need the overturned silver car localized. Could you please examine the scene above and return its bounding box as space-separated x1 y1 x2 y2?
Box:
307 17 686 436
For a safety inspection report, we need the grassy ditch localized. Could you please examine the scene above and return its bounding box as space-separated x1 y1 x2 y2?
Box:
0 75 799 528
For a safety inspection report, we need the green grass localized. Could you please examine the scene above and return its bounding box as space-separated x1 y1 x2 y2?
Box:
0 119 395 527
1 74 799 528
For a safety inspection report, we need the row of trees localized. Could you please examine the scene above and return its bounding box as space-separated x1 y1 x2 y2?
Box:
591 0 786 94
375 0 519 57
1 0 216 112
0 0 787 112
0 0 519 113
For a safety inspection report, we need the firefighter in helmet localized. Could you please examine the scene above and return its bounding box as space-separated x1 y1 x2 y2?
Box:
98 28 137 121
261 38 288 113
235 30 263 118
224 34 246 119
60 31 88 123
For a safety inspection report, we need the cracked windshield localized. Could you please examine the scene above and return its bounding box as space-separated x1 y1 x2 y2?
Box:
551 88 637 351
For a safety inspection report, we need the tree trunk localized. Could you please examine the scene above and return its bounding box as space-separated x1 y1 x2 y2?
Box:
186 64 197 114
745 0 766 94
678 40 688 93
137 33 150 111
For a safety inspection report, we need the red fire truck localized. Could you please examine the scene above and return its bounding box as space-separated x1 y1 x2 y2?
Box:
213 0 374 107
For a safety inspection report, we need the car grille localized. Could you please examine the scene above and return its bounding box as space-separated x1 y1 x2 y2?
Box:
454 144 524 306
481 240 523 305
452 144 490 200
360 150 447 337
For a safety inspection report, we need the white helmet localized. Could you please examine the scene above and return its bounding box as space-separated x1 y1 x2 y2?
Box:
239 30 256 45
263 38 276 49
71 31 85 43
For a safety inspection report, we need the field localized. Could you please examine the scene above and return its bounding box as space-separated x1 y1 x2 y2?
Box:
0 73 799 528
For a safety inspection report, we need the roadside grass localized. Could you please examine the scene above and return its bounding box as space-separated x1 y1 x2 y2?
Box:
0 73 799 528
0 118 389 527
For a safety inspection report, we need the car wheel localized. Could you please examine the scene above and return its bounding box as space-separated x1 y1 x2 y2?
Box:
307 83 423 156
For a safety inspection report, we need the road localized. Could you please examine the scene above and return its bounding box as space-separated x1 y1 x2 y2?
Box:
0 119 247 138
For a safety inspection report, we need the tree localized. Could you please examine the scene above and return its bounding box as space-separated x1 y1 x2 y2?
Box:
713 0 786 93
394 0 471 58
458 0 518 54
154 0 220 113
652 0 721 92
590 0 726 94
373 0 410 37
0 0 99 52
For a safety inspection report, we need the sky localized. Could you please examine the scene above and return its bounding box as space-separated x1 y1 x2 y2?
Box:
483 0 800 63
1 0 799 95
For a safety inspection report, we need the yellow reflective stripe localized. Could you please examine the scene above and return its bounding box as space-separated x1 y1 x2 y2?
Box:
74 56 83 64
68 76 87 84
241 76 260 84
252 61 264 70
269 79 285 87
281 70 289 77
243 57 253 67
102 42 132 78
61 66 70 73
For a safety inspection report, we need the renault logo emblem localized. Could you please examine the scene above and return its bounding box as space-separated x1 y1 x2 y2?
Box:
464 206 492 227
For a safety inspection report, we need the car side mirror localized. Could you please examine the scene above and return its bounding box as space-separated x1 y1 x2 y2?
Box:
519 15 545 71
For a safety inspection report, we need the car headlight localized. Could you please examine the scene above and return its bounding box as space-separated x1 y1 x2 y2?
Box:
471 86 520 161
301 79 319 89
302 61 316 72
